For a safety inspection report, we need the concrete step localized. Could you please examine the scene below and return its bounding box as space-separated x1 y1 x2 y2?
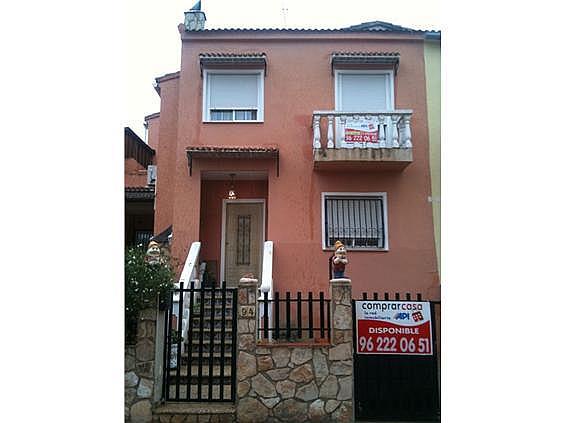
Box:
154 402 236 416
181 352 233 360
164 385 234 402
167 365 232 377
184 337 234 345
183 339 233 345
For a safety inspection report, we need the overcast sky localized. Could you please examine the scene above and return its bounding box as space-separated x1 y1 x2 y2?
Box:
125 0 440 140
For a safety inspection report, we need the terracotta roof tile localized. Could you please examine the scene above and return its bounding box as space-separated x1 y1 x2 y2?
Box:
332 51 400 57
125 186 155 200
186 146 278 153
199 52 266 58
192 21 439 34
125 186 155 192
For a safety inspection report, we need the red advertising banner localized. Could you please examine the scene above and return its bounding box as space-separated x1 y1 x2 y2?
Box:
344 119 379 144
355 301 433 355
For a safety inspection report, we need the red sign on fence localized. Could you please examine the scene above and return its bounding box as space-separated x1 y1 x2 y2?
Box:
355 301 433 356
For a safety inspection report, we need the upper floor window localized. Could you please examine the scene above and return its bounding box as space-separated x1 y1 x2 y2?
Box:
335 70 394 112
203 70 264 122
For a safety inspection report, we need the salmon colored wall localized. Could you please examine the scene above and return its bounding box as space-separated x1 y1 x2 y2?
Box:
158 32 439 300
125 158 147 187
146 115 160 153
199 179 269 267
154 77 179 235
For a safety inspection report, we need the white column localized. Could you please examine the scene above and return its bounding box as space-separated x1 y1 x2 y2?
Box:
313 115 321 148
339 115 347 148
391 115 400 148
402 115 412 148
327 115 335 148
378 115 387 147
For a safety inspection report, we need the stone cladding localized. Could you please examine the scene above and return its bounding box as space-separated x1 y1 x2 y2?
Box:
235 278 354 422
126 308 158 422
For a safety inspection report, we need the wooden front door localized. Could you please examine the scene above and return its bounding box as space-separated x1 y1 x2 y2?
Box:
223 202 264 286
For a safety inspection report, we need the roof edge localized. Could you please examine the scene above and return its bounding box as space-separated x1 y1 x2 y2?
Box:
155 71 180 83
144 112 160 121
124 127 155 155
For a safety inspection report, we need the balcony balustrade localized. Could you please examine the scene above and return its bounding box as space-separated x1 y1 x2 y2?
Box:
312 110 413 171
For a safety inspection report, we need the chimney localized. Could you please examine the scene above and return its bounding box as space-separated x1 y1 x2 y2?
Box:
184 1 206 31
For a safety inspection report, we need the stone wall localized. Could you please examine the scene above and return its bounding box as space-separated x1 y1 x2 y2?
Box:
236 278 354 422
126 308 158 423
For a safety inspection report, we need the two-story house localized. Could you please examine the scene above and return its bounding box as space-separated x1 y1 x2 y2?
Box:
147 9 440 302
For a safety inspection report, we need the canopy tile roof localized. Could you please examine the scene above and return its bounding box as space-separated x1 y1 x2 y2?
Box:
199 53 267 74
125 186 155 201
186 146 280 176
331 51 401 73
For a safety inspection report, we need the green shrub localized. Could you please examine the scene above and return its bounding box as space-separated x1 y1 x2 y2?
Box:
125 245 175 344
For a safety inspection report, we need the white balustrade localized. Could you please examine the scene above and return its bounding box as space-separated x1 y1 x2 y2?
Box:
312 110 413 150
327 115 334 148
175 241 201 353
259 241 274 341
312 115 321 148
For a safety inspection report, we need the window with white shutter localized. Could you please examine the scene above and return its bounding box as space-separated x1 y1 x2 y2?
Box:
322 193 388 250
335 70 394 111
203 70 264 122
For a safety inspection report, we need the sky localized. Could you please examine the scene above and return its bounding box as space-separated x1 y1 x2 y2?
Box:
125 0 440 140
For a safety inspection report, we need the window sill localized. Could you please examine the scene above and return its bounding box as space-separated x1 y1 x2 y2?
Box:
322 247 389 252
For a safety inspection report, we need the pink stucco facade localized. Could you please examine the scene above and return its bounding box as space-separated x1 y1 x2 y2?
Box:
151 29 439 300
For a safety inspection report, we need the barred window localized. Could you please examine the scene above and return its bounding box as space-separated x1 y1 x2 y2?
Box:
323 195 387 249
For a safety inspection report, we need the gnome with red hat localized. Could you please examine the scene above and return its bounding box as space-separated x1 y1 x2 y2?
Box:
332 240 348 279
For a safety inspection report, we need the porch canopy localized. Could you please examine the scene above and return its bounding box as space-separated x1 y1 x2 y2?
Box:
186 146 279 176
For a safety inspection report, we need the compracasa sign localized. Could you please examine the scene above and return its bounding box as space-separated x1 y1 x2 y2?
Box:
355 301 433 356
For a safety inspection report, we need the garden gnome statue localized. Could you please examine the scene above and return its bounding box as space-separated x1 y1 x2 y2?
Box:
145 240 162 265
332 240 348 278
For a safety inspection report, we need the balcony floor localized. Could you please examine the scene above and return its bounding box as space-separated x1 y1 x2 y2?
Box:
313 147 412 171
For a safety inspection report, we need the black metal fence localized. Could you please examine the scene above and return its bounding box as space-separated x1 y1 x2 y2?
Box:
162 281 237 402
353 292 440 421
259 291 331 342
361 291 423 301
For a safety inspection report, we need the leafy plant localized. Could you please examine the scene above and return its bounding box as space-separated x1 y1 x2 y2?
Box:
125 245 175 344
170 329 183 344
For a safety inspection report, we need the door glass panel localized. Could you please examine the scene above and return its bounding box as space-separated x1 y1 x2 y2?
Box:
236 215 251 265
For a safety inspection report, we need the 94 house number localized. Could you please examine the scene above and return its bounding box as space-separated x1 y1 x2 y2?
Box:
240 306 255 317
358 336 430 353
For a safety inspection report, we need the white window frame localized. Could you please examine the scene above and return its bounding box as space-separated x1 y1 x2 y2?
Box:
202 69 265 123
334 69 395 111
321 192 389 251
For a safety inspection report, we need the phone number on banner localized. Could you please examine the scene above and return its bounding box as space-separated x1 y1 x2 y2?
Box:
358 335 431 354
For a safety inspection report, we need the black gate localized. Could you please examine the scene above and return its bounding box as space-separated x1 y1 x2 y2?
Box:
162 281 237 402
353 293 440 421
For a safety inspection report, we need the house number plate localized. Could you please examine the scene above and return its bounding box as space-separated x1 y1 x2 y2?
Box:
240 306 255 317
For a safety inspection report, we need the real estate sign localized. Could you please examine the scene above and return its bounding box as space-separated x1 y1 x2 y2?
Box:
355 301 433 355
344 118 379 145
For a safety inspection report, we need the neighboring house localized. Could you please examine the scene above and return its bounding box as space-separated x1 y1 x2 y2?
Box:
424 32 441 275
124 127 156 247
147 11 440 300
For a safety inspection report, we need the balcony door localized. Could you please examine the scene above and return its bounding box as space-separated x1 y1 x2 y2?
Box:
221 200 265 287
335 70 394 148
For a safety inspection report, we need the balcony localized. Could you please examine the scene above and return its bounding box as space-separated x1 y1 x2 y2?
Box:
312 110 413 171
